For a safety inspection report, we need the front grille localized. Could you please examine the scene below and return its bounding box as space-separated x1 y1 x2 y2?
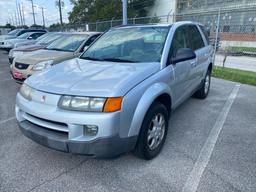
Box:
23 112 69 133
15 62 29 70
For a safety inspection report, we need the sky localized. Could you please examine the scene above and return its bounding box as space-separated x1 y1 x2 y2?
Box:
0 0 73 27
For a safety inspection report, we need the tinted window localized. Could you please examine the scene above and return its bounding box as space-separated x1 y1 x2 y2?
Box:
199 25 210 45
29 33 44 39
187 25 205 50
84 34 100 46
170 26 187 59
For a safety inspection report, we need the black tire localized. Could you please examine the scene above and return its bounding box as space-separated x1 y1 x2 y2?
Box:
134 102 169 160
194 69 211 99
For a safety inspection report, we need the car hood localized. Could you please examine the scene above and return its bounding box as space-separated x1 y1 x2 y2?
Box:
0 35 15 41
13 44 44 52
14 40 37 48
26 58 160 97
15 49 74 64
9 39 28 44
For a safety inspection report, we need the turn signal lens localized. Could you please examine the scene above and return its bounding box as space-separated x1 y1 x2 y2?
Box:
103 97 123 112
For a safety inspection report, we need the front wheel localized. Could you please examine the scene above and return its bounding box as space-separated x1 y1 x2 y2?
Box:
194 69 211 99
134 102 169 160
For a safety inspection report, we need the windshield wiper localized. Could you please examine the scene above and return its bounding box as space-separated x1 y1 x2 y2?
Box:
82 56 103 61
48 48 65 51
102 58 136 63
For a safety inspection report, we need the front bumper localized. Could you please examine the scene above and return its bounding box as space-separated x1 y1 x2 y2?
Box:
12 64 33 82
18 120 137 158
16 93 137 157
9 57 14 64
0 45 13 51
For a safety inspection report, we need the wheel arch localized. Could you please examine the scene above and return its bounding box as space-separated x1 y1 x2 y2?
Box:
128 82 172 137
208 62 213 72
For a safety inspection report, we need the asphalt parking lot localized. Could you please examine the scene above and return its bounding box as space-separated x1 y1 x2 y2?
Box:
0 50 256 192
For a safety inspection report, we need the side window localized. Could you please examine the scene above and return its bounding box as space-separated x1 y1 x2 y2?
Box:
199 25 210 45
85 35 100 46
170 26 187 60
80 35 99 52
29 33 43 39
186 25 205 50
17 30 27 36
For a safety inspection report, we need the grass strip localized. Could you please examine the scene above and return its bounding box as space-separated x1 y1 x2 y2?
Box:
212 66 256 86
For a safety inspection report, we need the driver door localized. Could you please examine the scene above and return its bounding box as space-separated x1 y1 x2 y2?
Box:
169 25 196 107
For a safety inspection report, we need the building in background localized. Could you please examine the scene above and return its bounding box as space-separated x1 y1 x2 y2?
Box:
149 0 256 33
149 0 177 22
176 0 256 33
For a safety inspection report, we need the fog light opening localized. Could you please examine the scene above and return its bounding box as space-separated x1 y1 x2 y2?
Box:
83 125 98 136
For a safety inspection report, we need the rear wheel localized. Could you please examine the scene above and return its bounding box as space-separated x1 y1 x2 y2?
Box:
194 69 211 99
134 102 169 160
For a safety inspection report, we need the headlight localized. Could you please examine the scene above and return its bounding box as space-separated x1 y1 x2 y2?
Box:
9 50 13 57
58 96 123 112
19 84 35 101
32 60 54 71
11 51 24 58
5 41 12 45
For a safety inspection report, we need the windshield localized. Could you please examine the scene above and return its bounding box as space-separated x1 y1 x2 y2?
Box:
17 33 30 39
37 33 62 45
8 29 21 36
46 34 88 52
81 26 170 63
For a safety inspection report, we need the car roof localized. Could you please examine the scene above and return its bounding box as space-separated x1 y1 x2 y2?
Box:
114 24 172 29
113 21 202 29
60 31 101 36
23 31 46 36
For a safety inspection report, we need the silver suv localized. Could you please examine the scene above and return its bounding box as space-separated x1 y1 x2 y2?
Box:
16 22 213 160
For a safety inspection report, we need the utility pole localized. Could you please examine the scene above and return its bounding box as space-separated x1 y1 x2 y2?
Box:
28 0 36 25
39 7 46 28
57 0 63 26
16 0 21 26
21 3 26 26
14 13 18 27
18 3 23 26
11 15 15 27
122 0 127 25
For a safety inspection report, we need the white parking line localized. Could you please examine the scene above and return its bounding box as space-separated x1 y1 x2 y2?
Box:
0 116 15 125
182 84 241 192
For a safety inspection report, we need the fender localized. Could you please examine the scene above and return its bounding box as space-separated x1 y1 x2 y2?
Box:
128 82 172 137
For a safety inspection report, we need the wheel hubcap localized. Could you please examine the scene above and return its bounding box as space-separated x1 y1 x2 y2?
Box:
204 74 210 94
147 113 166 150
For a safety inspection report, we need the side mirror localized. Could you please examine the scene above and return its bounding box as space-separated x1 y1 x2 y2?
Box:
172 48 196 64
27 36 33 40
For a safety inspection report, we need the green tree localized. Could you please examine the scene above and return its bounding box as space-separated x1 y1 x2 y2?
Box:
68 0 155 24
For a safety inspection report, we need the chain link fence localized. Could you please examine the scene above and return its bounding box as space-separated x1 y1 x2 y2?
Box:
50 6 256 72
